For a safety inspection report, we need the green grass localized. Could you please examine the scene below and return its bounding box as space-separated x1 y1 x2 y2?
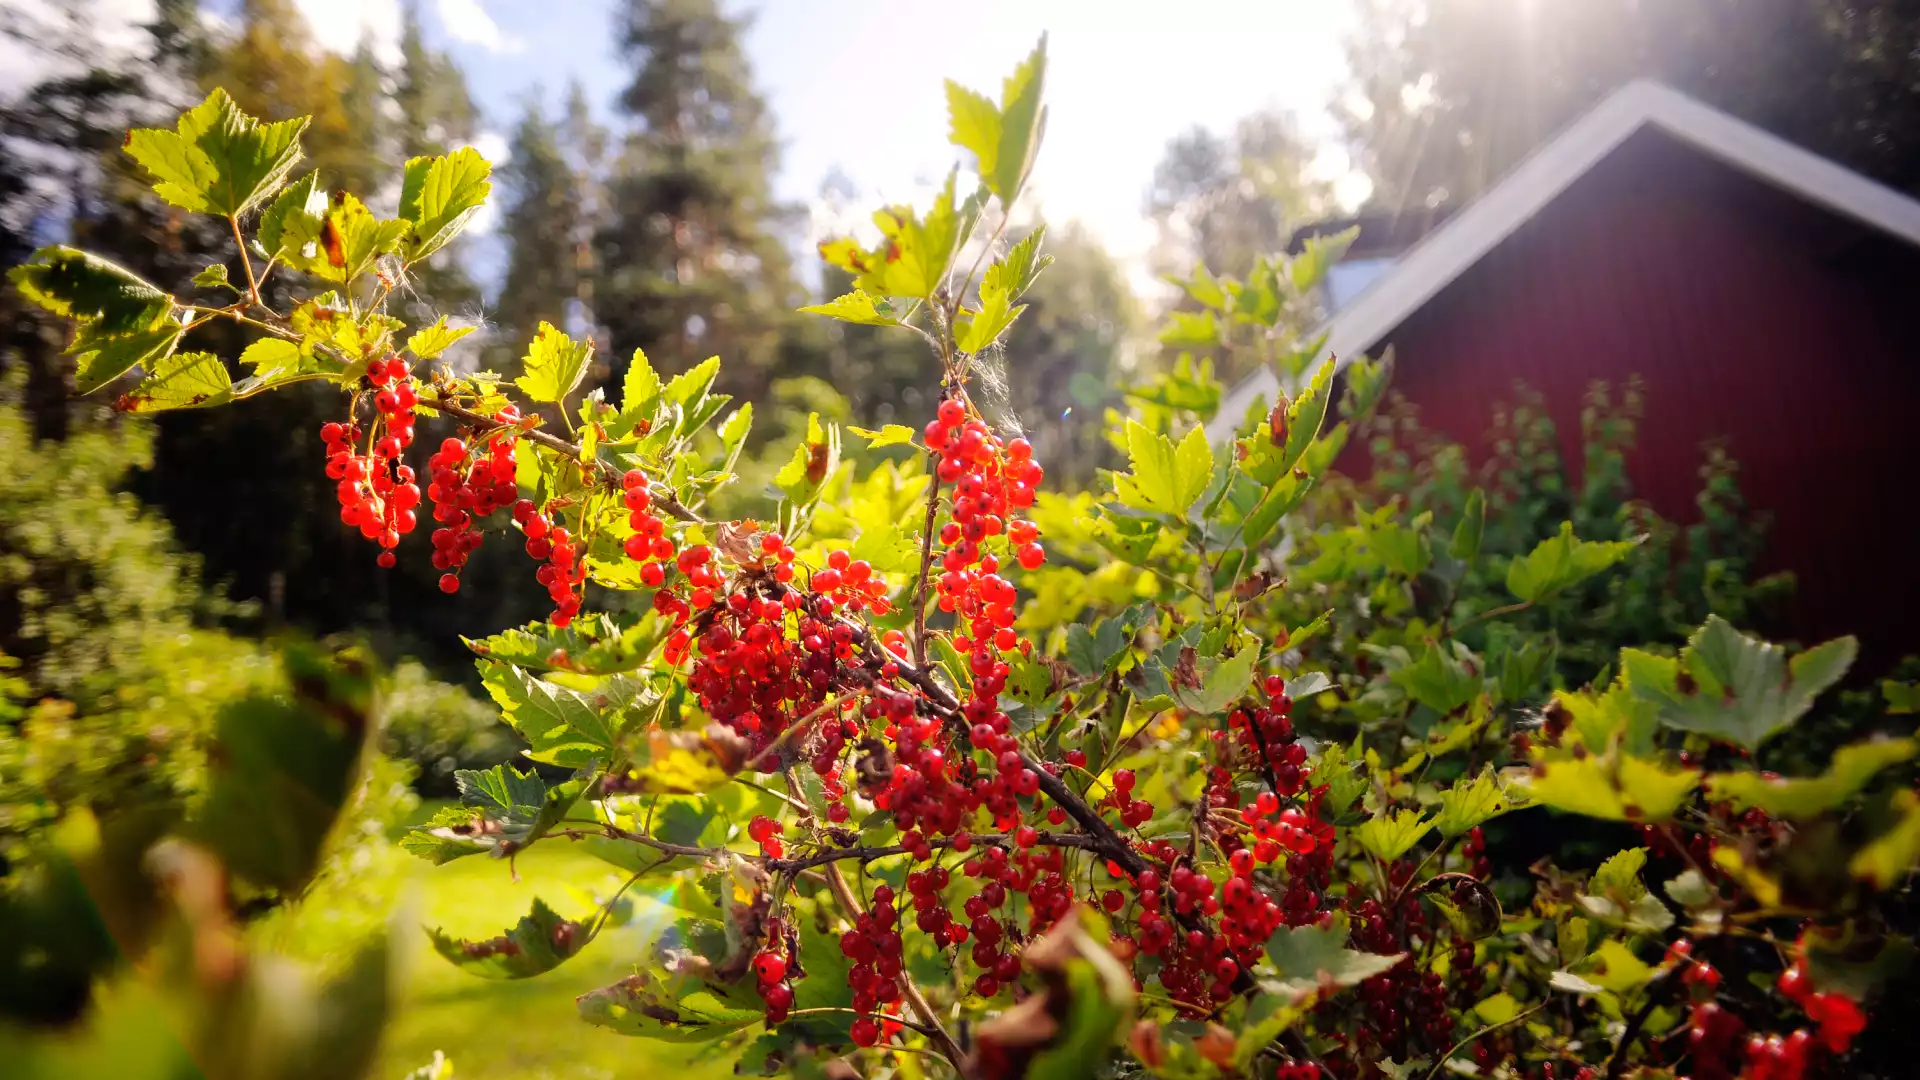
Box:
371 819 734 1080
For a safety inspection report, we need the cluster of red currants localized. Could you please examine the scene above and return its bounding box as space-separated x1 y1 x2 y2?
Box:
1223 678 1309 794
839 886 910 1044
683 587 842 761
511 500 585 622
750 944 793 1025
322 410 420 566
424 421 518 590
1669 937 1867 1080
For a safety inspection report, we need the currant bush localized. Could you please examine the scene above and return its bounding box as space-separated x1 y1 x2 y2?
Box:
16 35 1920 1080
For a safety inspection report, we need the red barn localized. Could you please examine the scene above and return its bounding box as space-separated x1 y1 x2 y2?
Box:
1221 81 1920 659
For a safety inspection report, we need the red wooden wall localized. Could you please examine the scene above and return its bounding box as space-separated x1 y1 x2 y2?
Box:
1349 129 1920 660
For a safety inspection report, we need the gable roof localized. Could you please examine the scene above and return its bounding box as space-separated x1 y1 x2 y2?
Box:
1215 79 1920 431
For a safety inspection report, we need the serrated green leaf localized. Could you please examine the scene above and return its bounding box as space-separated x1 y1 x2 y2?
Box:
1435 766 1521 837
991 35 1047 203
464 613 671 676
514 321 593 404
1507 522 1643 603
1170 646 1257 716
10 246 179 391
719 402 754 453
1157 308 1218 349
986 225 1051 302
478 661 646 767
124 88 307 216
1264 913 1404 996
946 79 1002 186
430 898 591 979
1707 737 1916 818
257 171 325 261
956 291 1022 354
619 724 748 795
799 289 898 326
1629 617 1856 750
121 350 232 412
1355 808 1434 862
1591 848 1650 900
1117 419 1213 516
399 146 492 262
239 337 302 379
1389 643 1482 716
407 316 475 360
577 972 761 1042
192 263 233 291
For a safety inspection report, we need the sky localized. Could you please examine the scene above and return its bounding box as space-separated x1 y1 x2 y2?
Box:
7 0 1370 298
309 0 1370 297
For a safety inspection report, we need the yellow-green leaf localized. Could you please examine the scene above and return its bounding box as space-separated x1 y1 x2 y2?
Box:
399 146 492 262
1355 808 1434 862
799 290 898 326
123 88 307 216
407 317 475 360
1507 522 1643 603
514 321 593 404
121 350 232 412
849 424 916 449
1708 737 1916 819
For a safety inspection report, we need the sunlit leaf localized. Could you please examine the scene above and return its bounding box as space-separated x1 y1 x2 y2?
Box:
514 321 594 405
799 290 898 326
1630 617 1857 750
1354 808 1434 862
123 88 307 216
430 898 591 979
399 146 492 262
1506 522 1643 603
407 317 475 360
1708 738 1916 819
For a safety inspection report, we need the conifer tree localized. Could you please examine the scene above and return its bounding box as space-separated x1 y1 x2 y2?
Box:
595 0 799 397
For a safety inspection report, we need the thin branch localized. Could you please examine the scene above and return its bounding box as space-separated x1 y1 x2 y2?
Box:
767 831 1106 875
1422 1003 1547 1080
228 215 261 307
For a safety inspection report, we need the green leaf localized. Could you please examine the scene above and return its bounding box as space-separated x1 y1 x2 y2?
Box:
1522 755 1699 823
1708 737 1917 819
407 316 475 359
622 348 661 414
1664 869 1716 910
665 355 721 412
190 645 375 893
985 225 1052 302
774 412 841 510
799 289 898 326
1435 766 1522 838
1116 420 1212 516
1591 848 1650 899
953 35 1050 204
256 171 325 261
619 724 749 795
946 79 1001 188
955 290 1023 354
10 246 178 391
478 661 647 767
514 321 594 404
1631 616 1858 750
192 263 233 291
577 972 761 1042
399 146 492 262
1885 680 1920 715
430 898 591 979
1851 789 1920 889
1584 940 1654 993
1474 992 1522 1025
400 763 578 862
1066 617 1133 677
1450 489 1486 563
1263 913 1405 996
1157 308 1219 349
848 423 916 449
239 337 303 380
123 88 307 216
1389 643 1482 716
1170 646 1257 716
1354 808 1434 862
719 402 754 455
1507 522 1643 603
121 350 232 412
464 613 672 676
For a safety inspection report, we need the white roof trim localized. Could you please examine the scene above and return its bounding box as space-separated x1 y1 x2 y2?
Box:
1213 80 1920 437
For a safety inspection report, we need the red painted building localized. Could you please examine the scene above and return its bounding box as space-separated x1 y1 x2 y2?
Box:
1222 82 1920 658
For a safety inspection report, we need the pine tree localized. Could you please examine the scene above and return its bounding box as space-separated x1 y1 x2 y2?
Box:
391 1 482 317
595 0 799 398
496 82 607 354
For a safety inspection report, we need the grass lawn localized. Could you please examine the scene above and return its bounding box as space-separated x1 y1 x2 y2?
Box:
371 815 736 1080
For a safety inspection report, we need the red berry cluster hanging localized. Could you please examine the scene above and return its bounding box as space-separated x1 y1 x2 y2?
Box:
425 417 519 591
840 887 910 1045
751 944 792 1025
321 357 424 568
513 501 584 624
